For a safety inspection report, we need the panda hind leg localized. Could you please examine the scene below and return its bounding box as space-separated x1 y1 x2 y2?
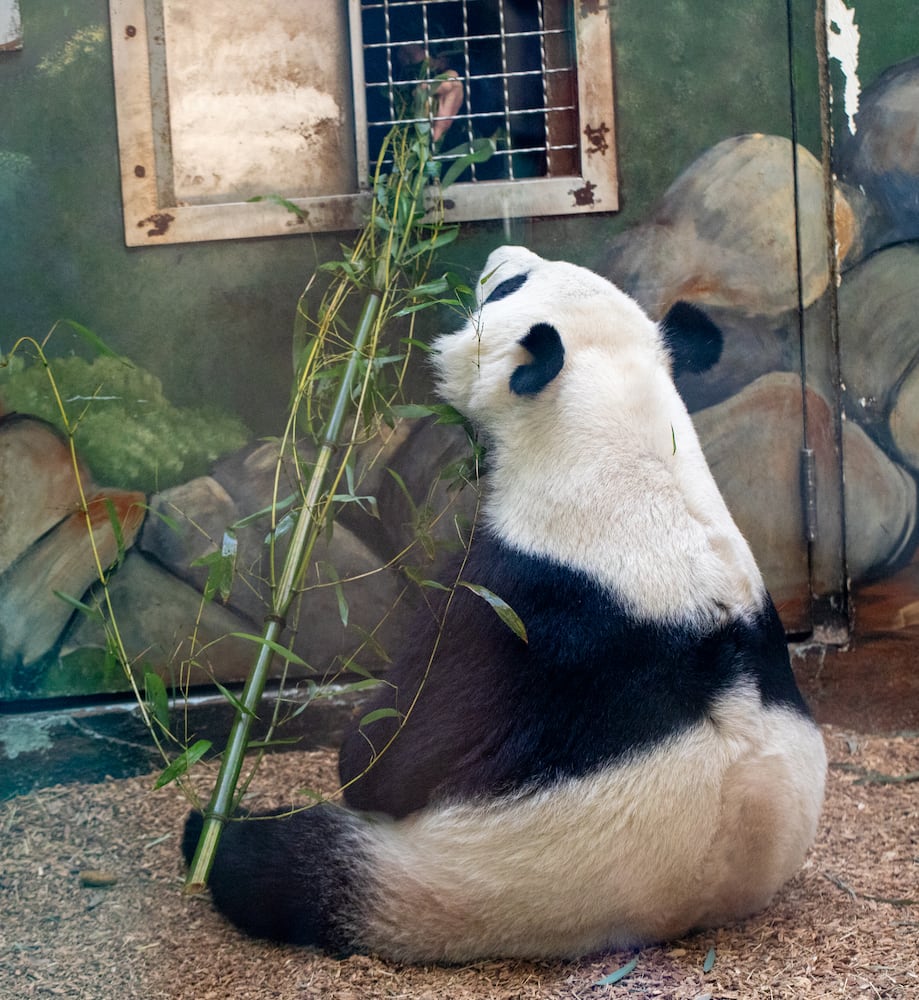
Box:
182 805 364 953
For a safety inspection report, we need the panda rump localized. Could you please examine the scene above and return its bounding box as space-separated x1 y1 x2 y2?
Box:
183 246 826 963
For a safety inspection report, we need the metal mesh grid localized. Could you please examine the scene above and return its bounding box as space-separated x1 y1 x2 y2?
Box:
359 0 579 183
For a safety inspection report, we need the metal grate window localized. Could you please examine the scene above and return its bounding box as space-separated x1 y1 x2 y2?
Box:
357 0 579 184
109 0 617 245
352 0 617 224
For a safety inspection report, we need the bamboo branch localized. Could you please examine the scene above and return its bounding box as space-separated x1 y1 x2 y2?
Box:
184 288 383 892
182 85 492 889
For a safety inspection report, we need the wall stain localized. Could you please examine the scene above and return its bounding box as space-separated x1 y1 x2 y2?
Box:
579 0 607 18
569 180 597 206
584 122 610 155
137 213 174 237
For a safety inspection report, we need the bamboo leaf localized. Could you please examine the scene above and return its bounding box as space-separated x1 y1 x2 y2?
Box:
703 947 716 973
427 402 469 425
246 737 302 749
459 581 528 642
212 679 258 719
231 493 297 530
385 467 416 510
101 497 127 568
399 337 433 352
191 534 236 603
143 670 170 732
390 403 438 419
228 633 311 668
444 271 472 296
346 626 392 666
298 786 327 802
335 580 349 627
143 504 181 534
317 561 350 627
267 510 298 544
317 257 358 279
593 956 639 987
338 678 385 694
60 319 127 361
53 590 103 620
402 227 459 260
393 299 458 317
247 193 307 222
330 492 379 517
440 136 499 188
339 657 376 680
359 707 402 728
407 276 451 298
154 740 212 789
403 564 451 591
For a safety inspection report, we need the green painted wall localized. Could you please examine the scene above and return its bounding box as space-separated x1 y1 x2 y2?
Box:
5 3 915 426
2 0 808 435
3 2 919 702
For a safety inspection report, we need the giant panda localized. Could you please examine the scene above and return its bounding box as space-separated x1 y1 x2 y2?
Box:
183 245 826 963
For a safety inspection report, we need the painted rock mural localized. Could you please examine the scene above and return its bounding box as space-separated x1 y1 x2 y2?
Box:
835 57 919 254
604 133 856 319
2 47 919 701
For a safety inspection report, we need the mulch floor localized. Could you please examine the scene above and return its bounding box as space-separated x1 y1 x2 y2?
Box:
1 726 916 999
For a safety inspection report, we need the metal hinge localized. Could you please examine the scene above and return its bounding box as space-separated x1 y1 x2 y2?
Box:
801 447 818 543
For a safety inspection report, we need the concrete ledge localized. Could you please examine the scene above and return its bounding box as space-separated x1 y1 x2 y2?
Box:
0 688 361 801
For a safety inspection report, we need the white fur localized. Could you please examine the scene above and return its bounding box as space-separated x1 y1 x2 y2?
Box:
352 687 826 962
340 249 826 963
434 246 763 625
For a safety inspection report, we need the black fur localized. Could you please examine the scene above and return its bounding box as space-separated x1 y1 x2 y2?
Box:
339 529 809 819
182 258 814 957
662 301 723 376
183 806 360 950
509 323 566 396
484 272 528 304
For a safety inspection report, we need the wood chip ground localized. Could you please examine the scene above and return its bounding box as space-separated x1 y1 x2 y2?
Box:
1 726 916 999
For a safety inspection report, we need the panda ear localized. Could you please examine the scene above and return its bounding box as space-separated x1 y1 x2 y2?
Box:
509 323 565 396
661 302 723 376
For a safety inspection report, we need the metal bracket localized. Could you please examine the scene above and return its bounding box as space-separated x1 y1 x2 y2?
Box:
801 447 818 543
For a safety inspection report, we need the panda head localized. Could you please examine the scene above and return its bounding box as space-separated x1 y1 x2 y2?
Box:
432 247 763 624
433 245 722 440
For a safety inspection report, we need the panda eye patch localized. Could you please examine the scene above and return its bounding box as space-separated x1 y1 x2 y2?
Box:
484 273 528 305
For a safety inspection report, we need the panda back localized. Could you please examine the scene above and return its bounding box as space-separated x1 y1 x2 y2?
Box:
342 527 810 814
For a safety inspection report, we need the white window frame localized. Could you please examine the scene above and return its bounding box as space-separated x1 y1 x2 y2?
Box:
109 0 618 247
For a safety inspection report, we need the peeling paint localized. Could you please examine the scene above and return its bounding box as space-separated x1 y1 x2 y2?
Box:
0 716 57 760
36 25 106 76
826 0 861 134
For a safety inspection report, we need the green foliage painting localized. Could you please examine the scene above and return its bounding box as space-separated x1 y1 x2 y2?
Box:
0 348 249 493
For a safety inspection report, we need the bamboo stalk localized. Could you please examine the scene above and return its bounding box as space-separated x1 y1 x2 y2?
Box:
181 87 485 888
184 287 383 892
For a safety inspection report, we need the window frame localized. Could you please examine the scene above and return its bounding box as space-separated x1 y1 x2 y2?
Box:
109 0 618 247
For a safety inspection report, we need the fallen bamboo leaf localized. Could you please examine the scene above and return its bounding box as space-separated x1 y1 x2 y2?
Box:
593 956 638 987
